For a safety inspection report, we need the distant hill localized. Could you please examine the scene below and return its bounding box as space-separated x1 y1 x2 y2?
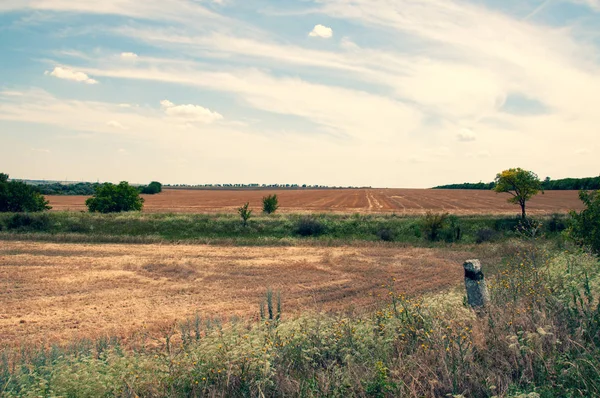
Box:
433 176 600 190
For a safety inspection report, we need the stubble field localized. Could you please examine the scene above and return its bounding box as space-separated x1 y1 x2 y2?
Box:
0 241 496 348
46 188 583 215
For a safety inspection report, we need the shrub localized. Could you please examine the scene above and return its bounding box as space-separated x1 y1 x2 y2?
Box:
262 194 279 214
547 213 567 233
0 173 51 212
140 181 162 195
6 213 52 231
295 216 325 237
569 189 600 254
377 227 395 242
442 215 462 242
422 212 448 241
475 228 496 244
238 202 252 227
86 182 144 213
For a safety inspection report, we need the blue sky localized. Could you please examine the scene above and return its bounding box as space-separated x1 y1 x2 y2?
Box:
1 0 599 187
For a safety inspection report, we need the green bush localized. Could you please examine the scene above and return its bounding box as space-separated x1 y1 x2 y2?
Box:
295 216 325 237
6 213 52 231
262 194 279 214
376 227 395 242
238 202 252 227
422 212 448 241
569 189 600 254
475 228 496 244
86 182 144 213
0 173 51 212
140 181 162 195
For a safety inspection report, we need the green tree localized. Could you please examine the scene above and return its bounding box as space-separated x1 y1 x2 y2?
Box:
569 190 600 254
238 202 252 227
140 181 162 195
0 173 51 212
262 194 279 214
493 168 542 219
86 181 144 213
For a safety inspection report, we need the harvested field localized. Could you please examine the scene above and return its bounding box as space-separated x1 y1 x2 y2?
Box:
46 188 583 215
0 241 488 348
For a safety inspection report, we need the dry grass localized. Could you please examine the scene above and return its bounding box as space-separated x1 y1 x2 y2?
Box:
45 188 583 214
0 241 494 348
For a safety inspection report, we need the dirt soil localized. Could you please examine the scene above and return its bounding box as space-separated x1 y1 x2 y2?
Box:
0 241 488 348
46 188 583 215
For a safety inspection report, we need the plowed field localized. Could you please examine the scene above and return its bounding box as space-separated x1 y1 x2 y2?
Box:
0 241 490 347
46 188 583 215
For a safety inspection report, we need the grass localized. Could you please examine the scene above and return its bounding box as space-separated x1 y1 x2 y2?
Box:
0 211 569 245
1 243 598 397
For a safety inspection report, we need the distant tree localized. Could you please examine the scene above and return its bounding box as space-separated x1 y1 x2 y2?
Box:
262 194 279 214
569 190 600 255
0 173 51 212
238 202 252 227
86 182 144 213
140 181 162 195
493 168 542 219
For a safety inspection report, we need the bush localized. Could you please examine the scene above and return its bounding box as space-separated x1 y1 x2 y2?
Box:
86 182 144 213
0 173 51 212
422 212 448 241
238 202 252 227
475 228 496 244
295 216 325 237
569 190 600 254
6 213 52 231
140 181 162 195
442 215 462 242
262 194 279 214
547 213 567 233
376 228 395 242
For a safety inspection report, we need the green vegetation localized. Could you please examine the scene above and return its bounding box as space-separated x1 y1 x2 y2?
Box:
433 175 600 190
569 189 600 254
35 182 98 196
139 181 163 195
0 173 50 212
2 244 599 397
494 168 543 220
85 182 144 213
237 202 252 227
0 211 571 245
262 194 279 214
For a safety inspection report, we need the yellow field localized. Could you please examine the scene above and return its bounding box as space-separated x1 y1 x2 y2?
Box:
0 241 495 348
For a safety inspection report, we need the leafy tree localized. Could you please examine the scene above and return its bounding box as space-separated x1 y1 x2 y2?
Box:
262 194 279 214
140 181 162 195
86 182 144 213
493 168 542 219
569 190 600 255
0 173 51 212
238 202 252 227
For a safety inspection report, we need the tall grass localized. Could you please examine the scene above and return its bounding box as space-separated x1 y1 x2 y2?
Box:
0 211 569 245
2 244 598 397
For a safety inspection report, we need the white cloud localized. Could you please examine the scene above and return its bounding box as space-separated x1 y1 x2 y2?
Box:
309 24 333 38
45 67 98 84
457 128 476 142
160 99 223 123
120 52 138 59
107 120 127 129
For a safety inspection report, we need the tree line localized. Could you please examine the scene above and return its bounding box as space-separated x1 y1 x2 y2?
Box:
433 175 600 190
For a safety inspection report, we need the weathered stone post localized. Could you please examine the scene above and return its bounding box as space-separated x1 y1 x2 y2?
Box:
463 259 489 308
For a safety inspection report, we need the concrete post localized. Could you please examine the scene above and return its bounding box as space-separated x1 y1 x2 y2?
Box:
463 259 489 308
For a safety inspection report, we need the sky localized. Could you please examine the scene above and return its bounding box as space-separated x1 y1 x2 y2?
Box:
0 0 599 188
